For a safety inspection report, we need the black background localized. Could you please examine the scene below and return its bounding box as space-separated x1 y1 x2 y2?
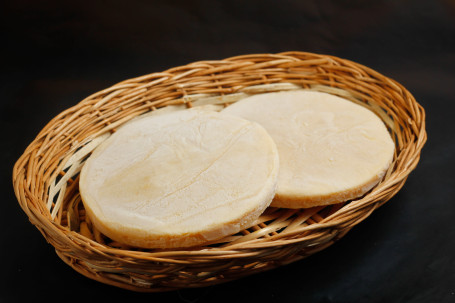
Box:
2 0 455 302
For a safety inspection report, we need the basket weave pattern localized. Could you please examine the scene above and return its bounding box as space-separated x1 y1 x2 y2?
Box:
13 52 426 292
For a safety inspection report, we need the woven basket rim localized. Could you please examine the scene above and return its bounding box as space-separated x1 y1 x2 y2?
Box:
12 51 426 291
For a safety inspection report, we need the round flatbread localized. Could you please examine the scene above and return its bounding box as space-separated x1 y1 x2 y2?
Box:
79 108 279 248
223 90 395 208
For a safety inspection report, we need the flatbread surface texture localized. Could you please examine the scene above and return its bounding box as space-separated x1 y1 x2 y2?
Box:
79 108 279 248
223 90 395 208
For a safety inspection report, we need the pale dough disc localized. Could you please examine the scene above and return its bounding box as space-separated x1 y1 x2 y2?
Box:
79 108 279 248
222 90 395 208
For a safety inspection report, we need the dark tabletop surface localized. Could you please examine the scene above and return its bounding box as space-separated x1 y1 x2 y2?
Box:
1 0 454 302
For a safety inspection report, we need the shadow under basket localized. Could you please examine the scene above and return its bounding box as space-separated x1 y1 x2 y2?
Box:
13 52 426 292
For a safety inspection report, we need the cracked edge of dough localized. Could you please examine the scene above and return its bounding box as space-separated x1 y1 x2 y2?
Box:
271 155 393 208
81 158 278 249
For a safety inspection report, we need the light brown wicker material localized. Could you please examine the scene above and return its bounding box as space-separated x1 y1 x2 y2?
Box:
13 52 426 292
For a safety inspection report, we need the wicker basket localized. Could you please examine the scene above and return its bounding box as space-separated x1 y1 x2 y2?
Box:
13 52 426 292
